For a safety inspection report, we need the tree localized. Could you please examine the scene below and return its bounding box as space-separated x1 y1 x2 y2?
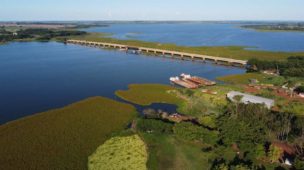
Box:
173 122 218 145
218 103 270 152
267 112 294 141
294 118 304 160
247 56 304 78
137 119 173 134
268 145 283 163
295 86 304 94
294 157 304 170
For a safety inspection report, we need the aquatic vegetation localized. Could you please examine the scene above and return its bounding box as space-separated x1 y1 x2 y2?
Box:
0 97 136 170
115 84 184 106
88 135 148 170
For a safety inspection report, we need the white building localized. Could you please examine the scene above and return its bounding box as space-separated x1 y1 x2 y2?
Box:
227 91 275 109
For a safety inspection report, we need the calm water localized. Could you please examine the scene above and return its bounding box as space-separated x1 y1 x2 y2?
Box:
0 42 244 124
85 23 304 52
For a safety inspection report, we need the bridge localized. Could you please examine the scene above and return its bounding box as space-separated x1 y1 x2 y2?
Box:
66 39 248 67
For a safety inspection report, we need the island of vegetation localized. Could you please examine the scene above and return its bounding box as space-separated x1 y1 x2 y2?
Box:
0 97 136 170
115 84 183 106
242 23 304 32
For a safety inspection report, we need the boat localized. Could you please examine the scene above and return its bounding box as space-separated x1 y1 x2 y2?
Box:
170 76 198 89
180 73 216 86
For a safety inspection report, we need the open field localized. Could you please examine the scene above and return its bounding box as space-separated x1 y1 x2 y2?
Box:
176 85 241 118
71 33 304 61
0 97 136 170
141 133 215 170
217 73 271 84
116 84 184 106
88 134 147 170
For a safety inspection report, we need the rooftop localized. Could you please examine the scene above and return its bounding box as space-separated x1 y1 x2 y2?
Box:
227 91 275 109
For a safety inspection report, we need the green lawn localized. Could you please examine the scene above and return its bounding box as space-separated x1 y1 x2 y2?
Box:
88 134 148 170
71 33 304 61
115 84 184 106
0 97 136 170
141 133 215 170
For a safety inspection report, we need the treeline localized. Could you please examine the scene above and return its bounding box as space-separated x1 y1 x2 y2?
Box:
0 28 86 42
247 56 304 78
242 24 304 32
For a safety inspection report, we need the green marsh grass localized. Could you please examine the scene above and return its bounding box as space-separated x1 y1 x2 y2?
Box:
0 97 136 170
115 84 184 106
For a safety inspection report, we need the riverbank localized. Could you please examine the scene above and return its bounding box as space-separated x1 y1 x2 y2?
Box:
70 32 304 61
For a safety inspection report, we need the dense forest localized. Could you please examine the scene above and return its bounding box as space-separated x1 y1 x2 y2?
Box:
247 56 304 78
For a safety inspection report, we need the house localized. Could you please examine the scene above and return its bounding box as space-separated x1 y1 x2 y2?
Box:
227 91 275 109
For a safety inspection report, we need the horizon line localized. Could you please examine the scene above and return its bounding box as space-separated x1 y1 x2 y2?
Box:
1 19 304 23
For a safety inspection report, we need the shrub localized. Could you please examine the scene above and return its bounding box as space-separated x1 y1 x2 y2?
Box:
173 122 218 145
137 119 173 134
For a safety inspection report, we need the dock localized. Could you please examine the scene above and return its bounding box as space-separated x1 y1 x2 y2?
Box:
66 39 247 67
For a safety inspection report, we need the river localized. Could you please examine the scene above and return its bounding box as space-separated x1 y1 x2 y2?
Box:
84 22 304 52
0 41 244 124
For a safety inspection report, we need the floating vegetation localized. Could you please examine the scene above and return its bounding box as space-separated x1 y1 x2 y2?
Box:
88 135 148 170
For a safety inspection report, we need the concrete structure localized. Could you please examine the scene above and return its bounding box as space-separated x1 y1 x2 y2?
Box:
227 91 275 109
66 40 247 67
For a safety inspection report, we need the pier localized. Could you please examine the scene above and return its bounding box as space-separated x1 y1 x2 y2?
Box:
66 39 247 67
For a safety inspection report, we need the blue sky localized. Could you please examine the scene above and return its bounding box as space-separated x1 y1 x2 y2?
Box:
1 0 303 21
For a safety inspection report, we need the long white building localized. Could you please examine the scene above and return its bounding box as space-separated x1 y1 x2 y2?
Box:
227 91 275 109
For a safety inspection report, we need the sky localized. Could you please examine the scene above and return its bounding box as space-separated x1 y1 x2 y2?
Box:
1 0 303 21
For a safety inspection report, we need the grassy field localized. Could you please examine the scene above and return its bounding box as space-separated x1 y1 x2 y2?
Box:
116 84 184 106
173 85 241 118
217 73 271 84
70 33 304 61
0 97 136 170
88 134 147 170
141 133 215 170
